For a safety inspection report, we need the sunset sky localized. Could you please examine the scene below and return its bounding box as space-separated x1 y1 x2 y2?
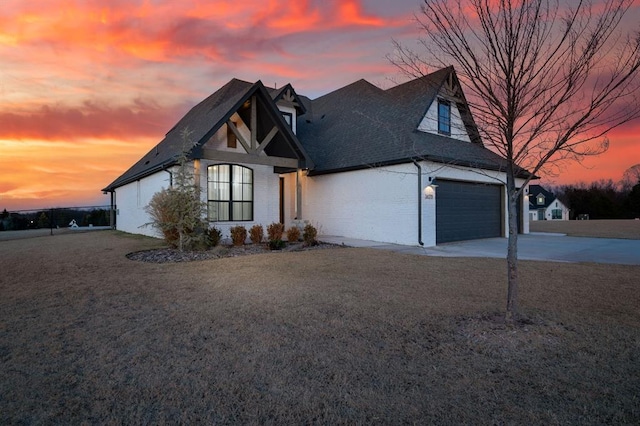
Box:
1 0 639 212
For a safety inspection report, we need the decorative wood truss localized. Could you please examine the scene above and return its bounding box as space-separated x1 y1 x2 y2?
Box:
201 95 300 168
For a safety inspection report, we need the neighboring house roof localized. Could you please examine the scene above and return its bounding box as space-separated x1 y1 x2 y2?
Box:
103 79 311 191
104 67 532 191
529 184 560 209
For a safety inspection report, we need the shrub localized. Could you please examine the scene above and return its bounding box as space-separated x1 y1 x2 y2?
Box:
230 226 247 246
249 224 264 244
268 239 286 250
303 224 318 246
146 188 187 249
267 222 284 241
286 226 301 242
208 226 222 247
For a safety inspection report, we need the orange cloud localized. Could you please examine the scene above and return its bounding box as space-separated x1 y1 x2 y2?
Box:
0 101 188 140
0 136 157 210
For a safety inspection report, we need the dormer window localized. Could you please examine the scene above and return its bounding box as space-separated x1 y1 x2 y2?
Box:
438 99 451 136
282 111 293 129
537 195 545 205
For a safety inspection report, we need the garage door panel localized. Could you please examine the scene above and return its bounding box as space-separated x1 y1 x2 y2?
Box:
436 180 502 243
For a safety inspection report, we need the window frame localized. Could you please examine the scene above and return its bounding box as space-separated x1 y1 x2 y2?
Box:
281 111 293 128
438 99 451 136
207 164 254 222
551 209 563 219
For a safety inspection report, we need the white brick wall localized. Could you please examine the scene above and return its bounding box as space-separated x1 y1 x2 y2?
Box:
300 163 423 245
115 159 530 246
292 161 529 247
115 171 171 237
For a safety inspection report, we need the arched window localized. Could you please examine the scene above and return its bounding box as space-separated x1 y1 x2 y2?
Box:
207 164 253 221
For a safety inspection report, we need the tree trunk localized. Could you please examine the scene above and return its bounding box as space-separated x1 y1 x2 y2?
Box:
505 170 519 324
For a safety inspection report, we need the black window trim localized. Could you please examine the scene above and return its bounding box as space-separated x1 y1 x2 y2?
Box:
438 98 451 136
281 111 293 129
207 163 254 222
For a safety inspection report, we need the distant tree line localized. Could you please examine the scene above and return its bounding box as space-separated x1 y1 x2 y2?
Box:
0 207 111 231
553 176 640 220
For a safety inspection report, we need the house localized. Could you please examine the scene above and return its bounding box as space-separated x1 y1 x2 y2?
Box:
528 184 570 220
103 66 532 247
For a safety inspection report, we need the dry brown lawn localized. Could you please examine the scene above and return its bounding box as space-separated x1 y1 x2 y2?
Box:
1 230 639 424
530 219 640 239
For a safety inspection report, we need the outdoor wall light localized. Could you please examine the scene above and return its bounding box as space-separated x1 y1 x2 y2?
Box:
424 177 438 199
424 186 435 199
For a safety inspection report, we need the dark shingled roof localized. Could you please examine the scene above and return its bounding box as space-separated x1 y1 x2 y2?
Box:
529 184 557 208
103 79 310 191
104 67 530 192
296 66 523 176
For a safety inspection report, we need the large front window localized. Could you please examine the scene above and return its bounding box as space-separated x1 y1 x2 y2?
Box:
207 164 253 221
552 209 562 219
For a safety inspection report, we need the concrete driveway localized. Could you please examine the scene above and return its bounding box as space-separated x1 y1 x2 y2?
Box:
321 233 640 265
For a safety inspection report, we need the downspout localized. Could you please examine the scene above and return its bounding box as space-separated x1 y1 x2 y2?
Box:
164 168 174 187
413 161 424 246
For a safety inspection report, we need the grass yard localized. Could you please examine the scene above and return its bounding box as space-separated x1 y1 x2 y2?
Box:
530 218 640 239
1 230 639 424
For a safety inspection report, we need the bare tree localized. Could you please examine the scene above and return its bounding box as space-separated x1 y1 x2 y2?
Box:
391 0 640 322
621 163 640 191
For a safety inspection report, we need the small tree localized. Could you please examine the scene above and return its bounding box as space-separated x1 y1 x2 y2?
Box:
146 128 208 251
37 212 49 229
392 0 640 322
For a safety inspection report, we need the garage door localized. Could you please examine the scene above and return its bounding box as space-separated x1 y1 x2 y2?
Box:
436 180 502 244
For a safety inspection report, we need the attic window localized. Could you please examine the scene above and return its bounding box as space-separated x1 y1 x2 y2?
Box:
438 99 451 136
537 195 545 205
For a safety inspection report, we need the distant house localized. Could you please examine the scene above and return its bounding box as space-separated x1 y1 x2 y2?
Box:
528 184 570 221
103 67 532 247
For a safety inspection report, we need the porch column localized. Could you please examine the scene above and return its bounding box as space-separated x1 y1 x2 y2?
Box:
296 169 303 219
110 191 116 229
193 159 201 189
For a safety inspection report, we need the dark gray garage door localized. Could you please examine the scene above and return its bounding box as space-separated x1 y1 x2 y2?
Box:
436 180 502 244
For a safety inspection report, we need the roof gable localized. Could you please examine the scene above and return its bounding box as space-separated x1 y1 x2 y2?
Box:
268 83 307 114
104 79 311 191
